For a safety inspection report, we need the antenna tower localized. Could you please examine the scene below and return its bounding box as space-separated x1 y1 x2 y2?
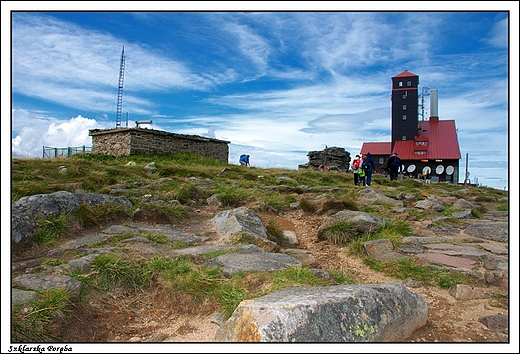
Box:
115 47 125 128
419 86 430 122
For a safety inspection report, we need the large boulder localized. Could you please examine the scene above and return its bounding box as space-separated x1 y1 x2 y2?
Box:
211 207 277 251
214 282 428 342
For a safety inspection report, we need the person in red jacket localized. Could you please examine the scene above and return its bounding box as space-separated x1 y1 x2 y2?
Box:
351 155 362 185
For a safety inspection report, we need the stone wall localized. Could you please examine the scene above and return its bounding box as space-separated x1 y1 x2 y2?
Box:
89 128 230 163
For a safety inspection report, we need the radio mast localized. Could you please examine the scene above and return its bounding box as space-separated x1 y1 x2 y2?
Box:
115 47 125 128
419 86 430 122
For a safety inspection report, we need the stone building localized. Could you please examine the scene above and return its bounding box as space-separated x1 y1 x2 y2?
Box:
89 127 230 163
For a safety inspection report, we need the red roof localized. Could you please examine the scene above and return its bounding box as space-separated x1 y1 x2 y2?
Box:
392 70 418 78
360 142 391 155
360 119 461 161
396 119 461 160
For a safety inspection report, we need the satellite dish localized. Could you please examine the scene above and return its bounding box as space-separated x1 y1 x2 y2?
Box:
422 166 431 174
435 165 444 175
407 164 416 172
446 165 454 175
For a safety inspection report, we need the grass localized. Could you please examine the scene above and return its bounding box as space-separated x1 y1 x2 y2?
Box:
363 257 474 289
33 214 70 247
10 152 509 341
12 289 72 342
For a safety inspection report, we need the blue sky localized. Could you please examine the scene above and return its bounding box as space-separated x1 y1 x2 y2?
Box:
4 4 517 192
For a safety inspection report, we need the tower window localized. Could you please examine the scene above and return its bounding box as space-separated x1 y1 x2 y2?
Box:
407 80 411 86
399 81 403 87
403 91 407 99
402 115 407 120
402 104 407 110
402 136 406 140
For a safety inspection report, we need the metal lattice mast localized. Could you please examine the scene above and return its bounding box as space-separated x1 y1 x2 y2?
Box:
420 86 430 122
115 47 125 128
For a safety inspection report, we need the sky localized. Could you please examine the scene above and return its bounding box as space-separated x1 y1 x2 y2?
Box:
2 4 519 352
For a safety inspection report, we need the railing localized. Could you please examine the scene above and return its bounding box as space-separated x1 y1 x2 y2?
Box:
42 145 92 158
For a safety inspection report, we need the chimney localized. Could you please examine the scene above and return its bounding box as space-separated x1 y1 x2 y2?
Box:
429 89 439 122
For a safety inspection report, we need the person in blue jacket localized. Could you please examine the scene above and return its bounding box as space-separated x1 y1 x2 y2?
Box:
239 154 250 167
361 152 376 186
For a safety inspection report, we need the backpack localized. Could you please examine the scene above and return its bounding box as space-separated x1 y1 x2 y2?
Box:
391 157 401 169
357 167 365 177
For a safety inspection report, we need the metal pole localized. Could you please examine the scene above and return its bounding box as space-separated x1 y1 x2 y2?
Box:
464 153 469 185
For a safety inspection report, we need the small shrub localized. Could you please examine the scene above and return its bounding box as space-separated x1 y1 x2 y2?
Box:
89 254 154 292
266 220 284 243
33 214 70 246
73 202 129 227
299 198 314 212
320 220 358 246
217 189 248 207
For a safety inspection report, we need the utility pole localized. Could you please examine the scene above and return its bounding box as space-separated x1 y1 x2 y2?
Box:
115 47 125 128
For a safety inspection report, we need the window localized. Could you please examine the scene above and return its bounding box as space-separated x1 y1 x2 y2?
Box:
407 80 411 86
402 115 407 120
379 158 384 164
403 91 407 99
399 81 403 87
415 151 427 155
402 136 406 140
402 104 407 110
415 141 428 145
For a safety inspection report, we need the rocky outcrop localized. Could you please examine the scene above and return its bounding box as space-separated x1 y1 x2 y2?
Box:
205 244 302 277
11 191 133 253
298 146 351 172
214 282 428 342
12 190 132 218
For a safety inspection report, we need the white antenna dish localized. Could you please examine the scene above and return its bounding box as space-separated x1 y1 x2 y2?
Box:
435 165 444 175
407 164 416 172
446 165 454 175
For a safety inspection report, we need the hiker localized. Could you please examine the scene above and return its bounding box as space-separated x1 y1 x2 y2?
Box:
425 170 431 184
361 152 376 186
351 155 362 185
239 154 250 167
387 152 401 181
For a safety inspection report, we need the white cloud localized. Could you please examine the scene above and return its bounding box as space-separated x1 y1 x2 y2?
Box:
11 114 109 158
